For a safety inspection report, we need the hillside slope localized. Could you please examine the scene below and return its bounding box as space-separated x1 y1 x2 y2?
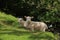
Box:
0 12 59 40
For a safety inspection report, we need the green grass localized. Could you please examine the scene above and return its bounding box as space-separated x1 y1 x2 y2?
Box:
0 28 59 40
0 11 59 40
0 34 31 40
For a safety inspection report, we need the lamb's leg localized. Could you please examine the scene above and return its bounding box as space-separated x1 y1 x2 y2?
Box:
39 27 45 32
30 27 34 32
42 27 46 32
43 25 48 32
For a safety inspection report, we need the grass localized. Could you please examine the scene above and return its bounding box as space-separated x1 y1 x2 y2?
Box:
0 33 31 40
0 11 59 40
0 26 31 40
0 27 59 40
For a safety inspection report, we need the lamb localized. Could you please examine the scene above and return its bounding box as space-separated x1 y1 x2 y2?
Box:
18 16 48 32
18 18 31 28
24 16 48 32
18 18 26 27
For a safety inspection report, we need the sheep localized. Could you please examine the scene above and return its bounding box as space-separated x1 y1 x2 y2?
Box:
18 18 26 27
24 16 48 32
18 16 48 32
18 18 31 29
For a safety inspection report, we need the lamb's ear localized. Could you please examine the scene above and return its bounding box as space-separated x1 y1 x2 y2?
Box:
24 16 27 18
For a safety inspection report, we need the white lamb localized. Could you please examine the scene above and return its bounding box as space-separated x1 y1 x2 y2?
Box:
24 16 48 32
18 16 48 32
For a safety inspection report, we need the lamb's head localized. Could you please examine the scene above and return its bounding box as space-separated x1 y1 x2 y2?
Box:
24 16 34 21
18 18 26 27
19 18 23 20
18 18 24 23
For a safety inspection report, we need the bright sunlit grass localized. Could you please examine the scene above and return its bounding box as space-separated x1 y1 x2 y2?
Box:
0 34 30 40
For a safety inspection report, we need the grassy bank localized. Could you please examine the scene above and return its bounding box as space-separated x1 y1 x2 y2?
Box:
0 12 59 40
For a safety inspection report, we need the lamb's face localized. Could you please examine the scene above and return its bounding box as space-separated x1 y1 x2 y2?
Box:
26 16 31 21
25 16 33 21
18 18 23 22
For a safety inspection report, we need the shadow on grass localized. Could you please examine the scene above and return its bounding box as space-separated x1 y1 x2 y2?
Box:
28 32 56 40
0 30 31 36
0 31 59 40
0 38 2 40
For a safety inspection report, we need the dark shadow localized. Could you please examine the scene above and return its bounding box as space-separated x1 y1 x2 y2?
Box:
0 39 2 40
0 30 31 36
28 32 55 40
0 30 59 40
